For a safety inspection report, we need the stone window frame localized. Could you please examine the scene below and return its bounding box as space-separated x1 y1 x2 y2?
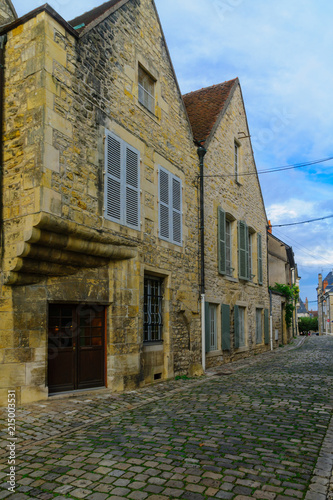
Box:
205 301 222 355
255 307 263 344
136 55 160 122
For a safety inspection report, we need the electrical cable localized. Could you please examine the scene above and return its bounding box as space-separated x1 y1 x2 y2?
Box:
270 214 333 227
201 155 333 178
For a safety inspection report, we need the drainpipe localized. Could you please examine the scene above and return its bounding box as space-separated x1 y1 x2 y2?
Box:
0 34 7 259
269 288 273 350
197 145 207 371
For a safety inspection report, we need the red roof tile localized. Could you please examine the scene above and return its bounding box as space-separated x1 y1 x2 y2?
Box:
68 0 124 32
183 79 238 144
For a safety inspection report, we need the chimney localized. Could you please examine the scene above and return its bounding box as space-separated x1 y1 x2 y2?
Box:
318 273 322 290
305 298 308 311
267 220 272 234
323 280 328 292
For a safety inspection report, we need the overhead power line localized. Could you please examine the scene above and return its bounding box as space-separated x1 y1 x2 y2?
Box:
270 214 333 227
202 155 333 178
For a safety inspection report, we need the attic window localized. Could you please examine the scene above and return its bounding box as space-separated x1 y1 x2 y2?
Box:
138 66 155 114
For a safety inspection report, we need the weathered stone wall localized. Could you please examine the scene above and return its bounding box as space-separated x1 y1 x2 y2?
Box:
0 0 201 404
204 83 270 368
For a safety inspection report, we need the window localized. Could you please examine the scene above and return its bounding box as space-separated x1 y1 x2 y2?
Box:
238 220 249 280
248 231 253 279
234 305 246 347
226 220 232 276
234 141 239 182
144 277 163 342
221 304 231 350
159 167 182 245
104 130 140 229
205 303 217 352
138 66 155 114
256 308 262 344
257 233 263 285
264 308 269 344
218 208 234 276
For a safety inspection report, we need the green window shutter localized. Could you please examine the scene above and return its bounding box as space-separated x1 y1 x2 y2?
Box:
238 221 249 280
205 302 210 353
257 233 263 285
218 208 226 274
221 304 231 350
234 304 240 348
264 308 269 344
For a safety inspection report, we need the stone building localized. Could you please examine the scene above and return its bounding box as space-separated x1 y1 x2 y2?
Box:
183 79 271 368
318 272 333 335
0 0 202 404
267 231 299 343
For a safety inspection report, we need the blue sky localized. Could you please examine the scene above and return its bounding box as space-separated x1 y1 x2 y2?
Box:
13 0 333 306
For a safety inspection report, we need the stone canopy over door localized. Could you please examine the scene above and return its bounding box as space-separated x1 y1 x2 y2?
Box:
48 304 106 394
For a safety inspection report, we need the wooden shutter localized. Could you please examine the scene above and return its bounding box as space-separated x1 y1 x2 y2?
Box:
221 304 230 350
257 233 263 285
238 221 249 280
218 208 226 274
172 176 182 244
159 168 170 240
264 308 269 344
234 305 240 348
125 145 140 229
205 302 210 353
105 132 122 222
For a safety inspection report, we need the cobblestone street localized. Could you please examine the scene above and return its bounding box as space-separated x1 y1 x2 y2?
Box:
1 335 333 500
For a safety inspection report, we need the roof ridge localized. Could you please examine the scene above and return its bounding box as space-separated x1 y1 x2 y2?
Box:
182 78 238 98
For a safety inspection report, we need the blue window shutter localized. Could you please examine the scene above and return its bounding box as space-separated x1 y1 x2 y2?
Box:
159 167 170 240
234 305 240 348
125 145 140 229
218 208 226 275
105 132 122 222
221 304 230 350
172 176 182 244
257 233 263 285
205 302 210 353
264 308 269 344
238 221 249 280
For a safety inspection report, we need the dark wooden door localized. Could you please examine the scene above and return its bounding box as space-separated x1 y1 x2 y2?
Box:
48 304 105 394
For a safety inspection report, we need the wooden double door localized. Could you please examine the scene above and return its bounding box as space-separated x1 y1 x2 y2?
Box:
48 304 106 394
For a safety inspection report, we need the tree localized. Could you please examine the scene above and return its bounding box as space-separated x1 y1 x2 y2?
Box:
298 317 318 334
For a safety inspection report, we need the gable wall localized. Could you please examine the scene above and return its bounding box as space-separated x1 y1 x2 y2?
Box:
203 84 270 365
0 0 201 403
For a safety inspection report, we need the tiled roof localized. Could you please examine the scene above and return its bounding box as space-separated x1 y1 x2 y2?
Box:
68 0 124 32
297 298 307 314
183 79 238 144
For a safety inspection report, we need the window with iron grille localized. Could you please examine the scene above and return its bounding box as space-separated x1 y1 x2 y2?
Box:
144 277 163 342
138 66 155 114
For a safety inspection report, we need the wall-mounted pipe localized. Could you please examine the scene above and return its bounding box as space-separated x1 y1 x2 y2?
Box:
0 34 6 260
197 145 207 371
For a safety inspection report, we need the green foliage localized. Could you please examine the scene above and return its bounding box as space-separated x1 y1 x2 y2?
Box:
270 283 299 329
298 316 318 333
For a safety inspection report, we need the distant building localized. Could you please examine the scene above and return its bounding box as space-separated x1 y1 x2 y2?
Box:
317 272 333 335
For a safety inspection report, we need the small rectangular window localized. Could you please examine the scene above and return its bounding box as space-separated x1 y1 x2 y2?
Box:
138 66 155 114
209 304 217 351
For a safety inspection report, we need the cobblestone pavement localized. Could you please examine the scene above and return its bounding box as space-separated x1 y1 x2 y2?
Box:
1 335 332 500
